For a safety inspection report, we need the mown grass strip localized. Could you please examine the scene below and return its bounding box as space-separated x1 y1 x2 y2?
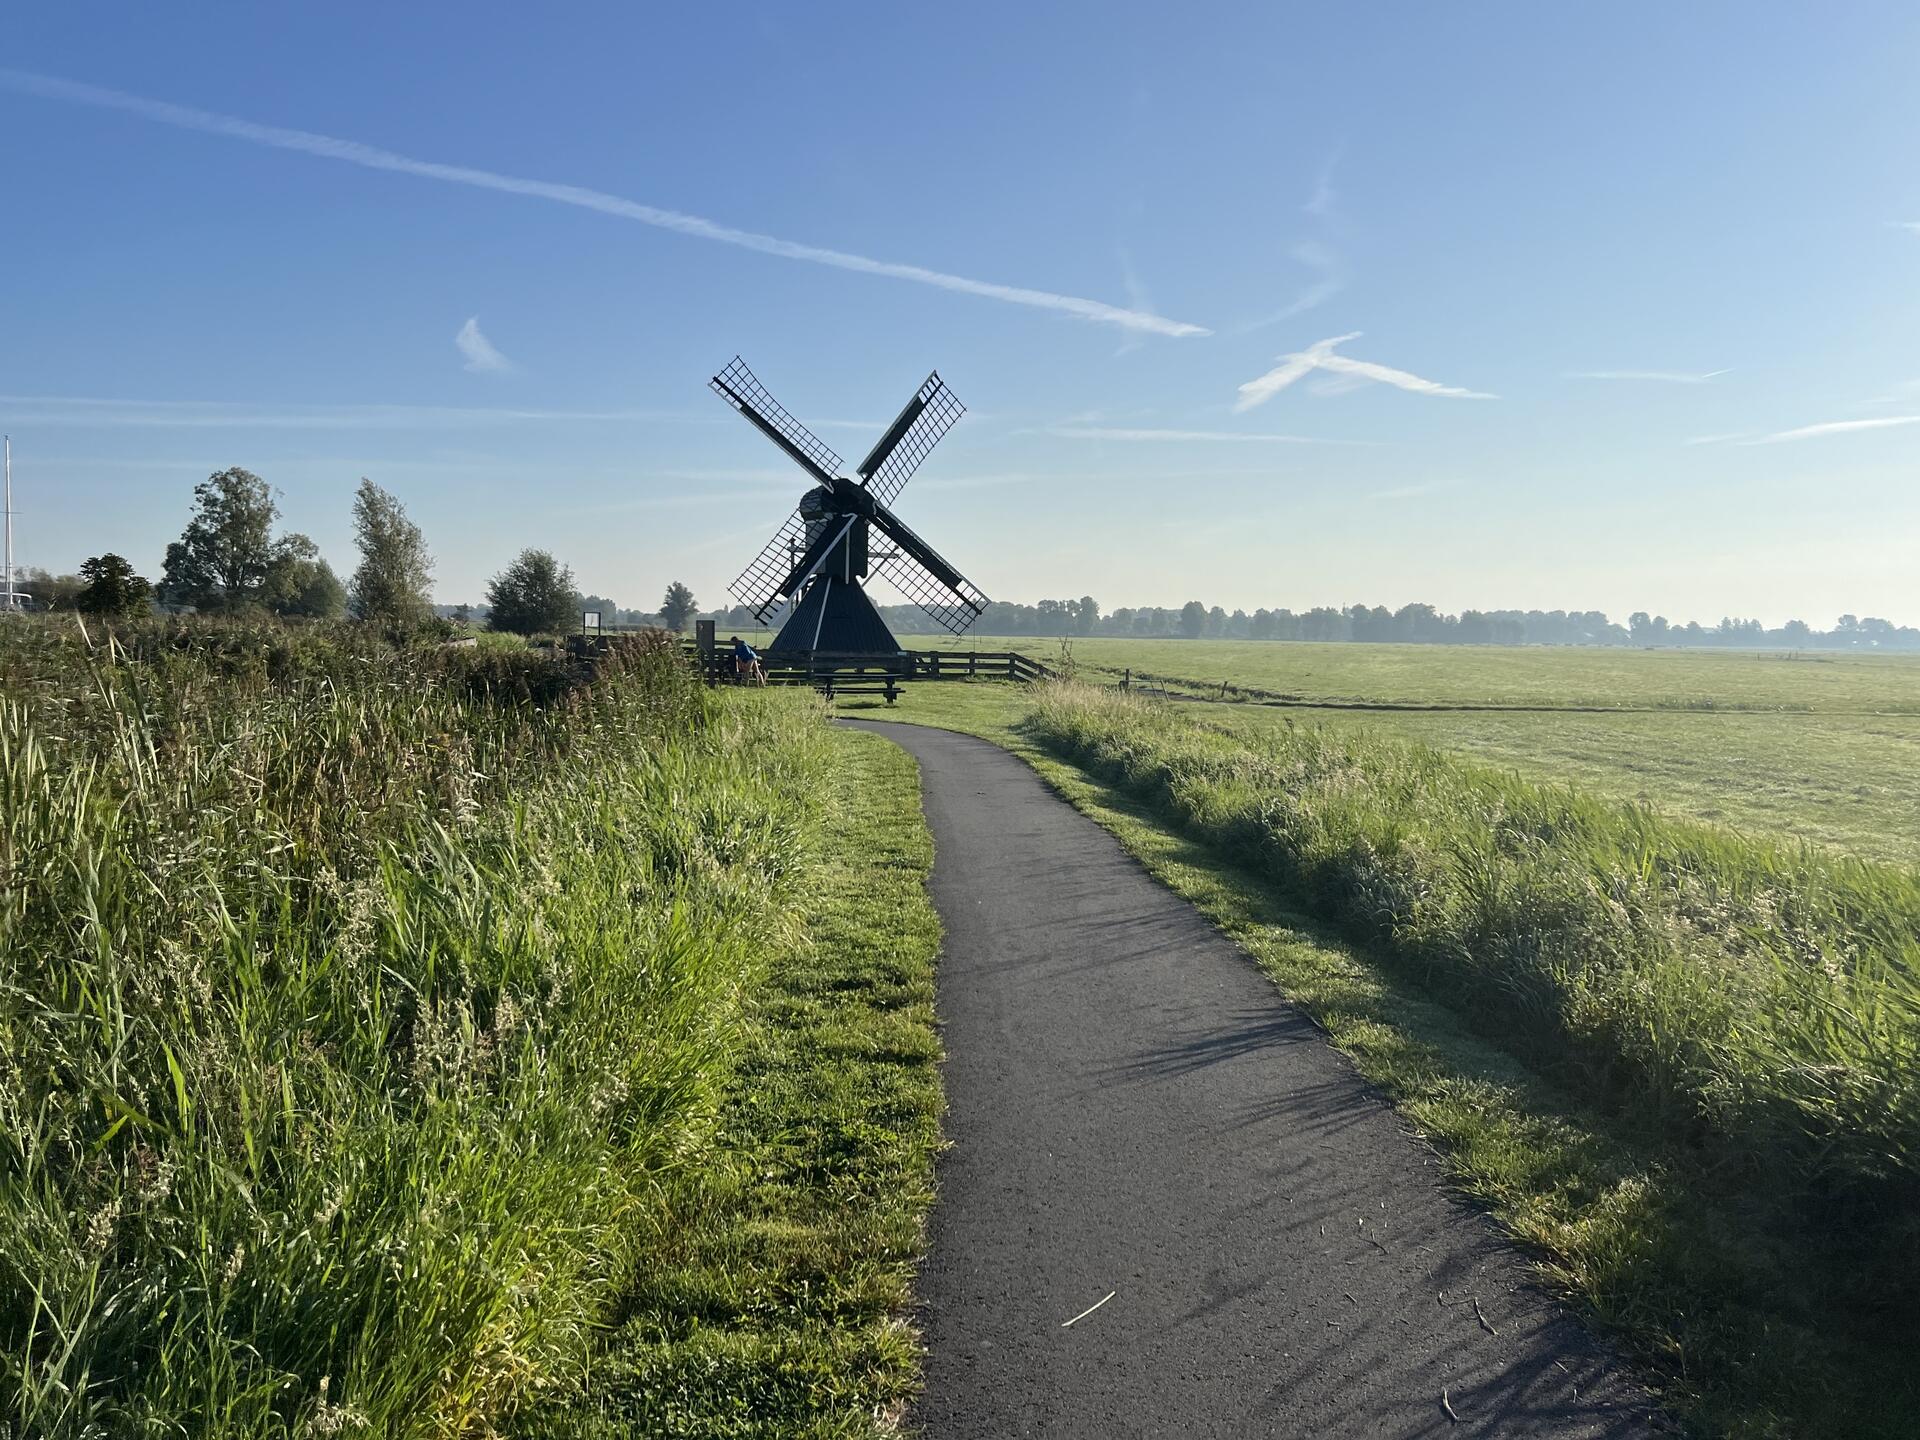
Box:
530 724 943 1439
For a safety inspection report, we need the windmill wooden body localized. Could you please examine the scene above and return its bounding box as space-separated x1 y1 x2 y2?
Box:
710 358 988 655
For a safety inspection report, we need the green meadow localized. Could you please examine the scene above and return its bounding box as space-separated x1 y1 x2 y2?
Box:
876 636 1920 865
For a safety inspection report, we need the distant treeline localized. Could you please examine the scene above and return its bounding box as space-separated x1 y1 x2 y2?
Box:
438 596 1920 651
895 599 1920 650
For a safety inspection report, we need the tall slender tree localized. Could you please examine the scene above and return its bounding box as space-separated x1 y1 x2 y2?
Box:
349 479 434 626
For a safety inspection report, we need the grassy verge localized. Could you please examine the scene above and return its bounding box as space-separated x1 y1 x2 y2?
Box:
841 681 1919 1438
528 725 943 1439
1 620 831 1436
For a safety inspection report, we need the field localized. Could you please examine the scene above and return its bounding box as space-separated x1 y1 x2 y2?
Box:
914 634 1920 712
881 637 1920 866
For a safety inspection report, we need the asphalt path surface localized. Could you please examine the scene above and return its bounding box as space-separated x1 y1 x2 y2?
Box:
842 719 1658 1439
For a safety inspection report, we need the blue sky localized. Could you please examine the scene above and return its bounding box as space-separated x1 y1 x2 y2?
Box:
3 5 1918 624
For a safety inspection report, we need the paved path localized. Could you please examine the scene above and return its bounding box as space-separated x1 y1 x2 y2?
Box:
842 720 1658 1439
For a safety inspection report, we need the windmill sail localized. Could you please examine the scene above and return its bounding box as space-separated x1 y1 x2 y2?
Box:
872 547 989 635
858 372 965 507
867 504 988 634
710 356 843 485
727 507 810 618
710 356 983 650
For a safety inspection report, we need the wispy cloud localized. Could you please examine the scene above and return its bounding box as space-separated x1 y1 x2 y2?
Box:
1569 368 1729 384
455 317 513 374
0 394 693 429
1045 424 1348 444
1241 241 1345 333
1234 333 1495 412
0 68 1209 339
1304 149 1341 222
1892 221 1920 235
1747 415 1920 444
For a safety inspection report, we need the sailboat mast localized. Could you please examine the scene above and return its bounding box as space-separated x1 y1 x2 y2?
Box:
3 435 13 612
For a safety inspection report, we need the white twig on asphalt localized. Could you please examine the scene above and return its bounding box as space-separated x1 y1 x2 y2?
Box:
1442 1388 1460 1423
1472 1296 1498 1336
1061 1290 1117 1328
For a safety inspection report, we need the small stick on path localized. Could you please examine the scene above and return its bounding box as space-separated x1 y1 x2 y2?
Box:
1061 1290 1116 1328
1442 1388 1460 1424
1472 1296 1499 1336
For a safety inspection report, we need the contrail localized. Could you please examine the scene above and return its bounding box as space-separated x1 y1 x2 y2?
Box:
0 69 1210 339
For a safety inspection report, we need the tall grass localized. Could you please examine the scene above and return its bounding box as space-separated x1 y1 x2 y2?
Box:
0 619 828 1436
1027 684 1920 1324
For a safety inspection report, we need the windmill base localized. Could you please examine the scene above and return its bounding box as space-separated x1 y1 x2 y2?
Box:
770 576 903 656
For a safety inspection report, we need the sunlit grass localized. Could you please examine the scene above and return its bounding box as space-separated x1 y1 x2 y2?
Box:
852 679 1920 1437
530 727 943 1438
901 634 1920 713
0 619 831 1436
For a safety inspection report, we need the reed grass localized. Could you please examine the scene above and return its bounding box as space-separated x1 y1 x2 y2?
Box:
0 618 830 1437
1025 680 1920 1435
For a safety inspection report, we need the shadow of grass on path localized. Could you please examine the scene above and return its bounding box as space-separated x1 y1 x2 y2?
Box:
836 689 1913 1440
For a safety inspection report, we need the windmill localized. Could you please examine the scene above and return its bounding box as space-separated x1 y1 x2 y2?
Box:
711 357 988 655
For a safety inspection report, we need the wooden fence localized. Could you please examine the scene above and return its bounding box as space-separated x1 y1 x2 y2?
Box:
683 642 1053 697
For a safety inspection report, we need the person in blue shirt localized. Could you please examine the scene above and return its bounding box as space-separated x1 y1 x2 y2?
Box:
729 636 765 686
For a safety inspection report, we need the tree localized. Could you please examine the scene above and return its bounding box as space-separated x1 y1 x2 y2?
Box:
264 534 347 619
1178 600 1207 639
1074 595 1100 635
16 567 84 611
160 468 279 612
349 479 433 626
75 554 151 618
660 581 697 633
486 549 578 635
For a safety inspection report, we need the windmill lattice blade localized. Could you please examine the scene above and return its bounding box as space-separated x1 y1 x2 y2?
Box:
873 548 989 636
727 507 810 619
861 373 964 506
710 356 844 482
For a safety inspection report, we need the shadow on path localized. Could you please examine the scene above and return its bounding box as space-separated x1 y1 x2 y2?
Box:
843 719 1660 1439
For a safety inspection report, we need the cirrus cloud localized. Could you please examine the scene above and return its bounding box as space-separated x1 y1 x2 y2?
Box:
1234 333 1495 412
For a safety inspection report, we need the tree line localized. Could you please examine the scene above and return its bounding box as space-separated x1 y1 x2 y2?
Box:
905 597 1920 650
20 473 1913 650
16 467 704 638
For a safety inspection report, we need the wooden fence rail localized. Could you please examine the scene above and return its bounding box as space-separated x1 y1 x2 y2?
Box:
680 642 1054 699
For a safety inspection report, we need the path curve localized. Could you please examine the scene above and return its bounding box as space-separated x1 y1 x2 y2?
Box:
842 719 1658 1439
